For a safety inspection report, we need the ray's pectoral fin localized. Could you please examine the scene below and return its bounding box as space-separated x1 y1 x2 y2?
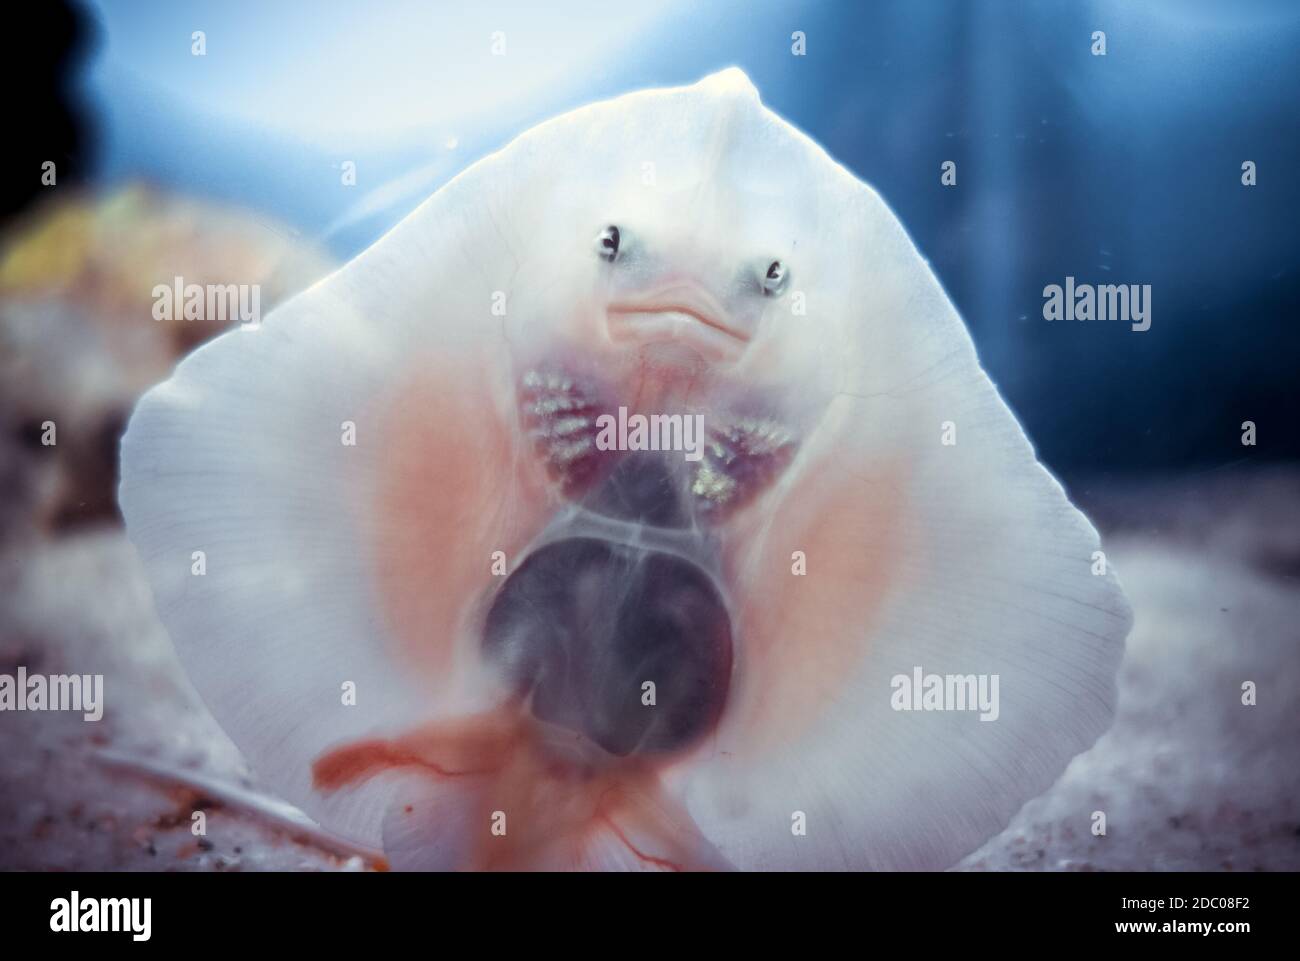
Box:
683 352 1129 869
312 714 733 871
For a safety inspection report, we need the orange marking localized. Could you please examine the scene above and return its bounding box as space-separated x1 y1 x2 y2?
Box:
724 456 909 751
597 814 683 872
366 351 552 684
312 711 522 790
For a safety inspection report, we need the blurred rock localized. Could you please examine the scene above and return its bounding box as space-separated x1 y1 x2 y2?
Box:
0 184 335 538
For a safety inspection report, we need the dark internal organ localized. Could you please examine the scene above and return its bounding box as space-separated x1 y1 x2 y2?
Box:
519 368 798 526
482 537 733 758
583 451 691 528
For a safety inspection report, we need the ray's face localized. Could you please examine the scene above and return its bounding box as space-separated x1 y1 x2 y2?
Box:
593 213 793 366
506 194 815 530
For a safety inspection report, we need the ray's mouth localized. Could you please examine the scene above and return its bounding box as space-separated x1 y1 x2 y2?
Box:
605 289 749 361
607 304 748 342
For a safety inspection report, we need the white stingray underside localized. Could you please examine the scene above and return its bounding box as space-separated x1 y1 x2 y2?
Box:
120 69 1130 869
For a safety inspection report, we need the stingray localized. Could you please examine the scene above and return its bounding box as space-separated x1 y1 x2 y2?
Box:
119 69 1131 871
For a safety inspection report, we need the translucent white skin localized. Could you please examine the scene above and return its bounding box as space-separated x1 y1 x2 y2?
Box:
119 69 1131 870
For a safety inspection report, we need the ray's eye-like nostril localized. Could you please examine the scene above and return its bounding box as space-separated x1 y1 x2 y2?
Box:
596 225 621 263
762 260 789 297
